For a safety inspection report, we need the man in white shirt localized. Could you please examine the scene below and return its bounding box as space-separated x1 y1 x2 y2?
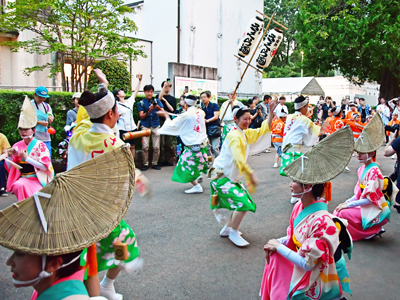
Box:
273 96 289 117
113 75 142 157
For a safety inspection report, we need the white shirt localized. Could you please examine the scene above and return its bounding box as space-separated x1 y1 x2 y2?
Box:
376 104 390 125
282 112 320 148
158 106 207 146
273 103 289 115
117 96 137 131
219 100 245 122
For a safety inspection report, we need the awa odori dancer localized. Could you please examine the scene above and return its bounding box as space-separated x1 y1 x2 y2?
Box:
261 127 354 300
281 96 320 204
0 146 135 300
209 100 277 247
219 90 246 144
68 69 142 300
158 95 208 194
5 96 54 201
334 114 397 240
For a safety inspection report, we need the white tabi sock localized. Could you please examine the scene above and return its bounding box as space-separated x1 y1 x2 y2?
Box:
100 276 122 300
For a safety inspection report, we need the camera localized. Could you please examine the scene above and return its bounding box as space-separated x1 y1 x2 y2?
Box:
256 103 262 110
150 98 158 106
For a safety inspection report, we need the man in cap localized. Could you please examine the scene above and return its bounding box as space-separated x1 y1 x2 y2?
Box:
31 86 54 155
158 95 208 194
66 92 81 126
5 97 54 201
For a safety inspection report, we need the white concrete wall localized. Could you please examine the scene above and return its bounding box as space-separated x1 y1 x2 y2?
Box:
315 76 379 106
0 31 57 91
124 0 263 96
129 39 153 91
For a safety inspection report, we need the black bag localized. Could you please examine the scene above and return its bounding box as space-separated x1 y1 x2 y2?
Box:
207 125 221 138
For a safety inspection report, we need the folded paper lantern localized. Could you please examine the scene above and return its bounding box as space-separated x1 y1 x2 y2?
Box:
47 127 56 135
256 28 283 69
237 16 264 58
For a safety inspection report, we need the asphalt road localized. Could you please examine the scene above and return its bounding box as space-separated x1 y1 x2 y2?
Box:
0 146 398 300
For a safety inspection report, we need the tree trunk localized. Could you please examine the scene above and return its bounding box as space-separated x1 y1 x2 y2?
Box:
60 52 66 91
380 68 399 101
84 54 88 91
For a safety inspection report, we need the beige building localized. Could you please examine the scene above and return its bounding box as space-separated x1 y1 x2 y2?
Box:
0 31 57 91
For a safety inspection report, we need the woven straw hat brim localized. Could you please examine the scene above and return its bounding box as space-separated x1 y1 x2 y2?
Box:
284 126 354 185
0 144 135 255
354 113 385 153
18 96 37 129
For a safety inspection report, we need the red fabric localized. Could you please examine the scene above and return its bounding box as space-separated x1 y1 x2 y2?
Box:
87 244 98 277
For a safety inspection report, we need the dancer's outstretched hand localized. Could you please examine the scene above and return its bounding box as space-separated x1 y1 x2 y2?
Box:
268 98 278 114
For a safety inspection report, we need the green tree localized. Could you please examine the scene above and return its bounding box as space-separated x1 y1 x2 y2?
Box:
0 0 146 92
87 59 131 93
264 0 298 67
294 0 400 99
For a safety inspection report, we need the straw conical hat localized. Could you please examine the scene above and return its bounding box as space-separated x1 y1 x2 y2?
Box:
18 95 37 129
284 126 354 185
354 113 385 153
0 144 135 255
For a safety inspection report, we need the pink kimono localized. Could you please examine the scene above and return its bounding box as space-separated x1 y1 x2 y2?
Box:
334 163 390 241
6 138 54 201
260 201 344 300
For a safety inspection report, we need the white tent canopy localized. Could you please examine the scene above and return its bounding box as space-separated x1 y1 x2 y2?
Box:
262 77 324 96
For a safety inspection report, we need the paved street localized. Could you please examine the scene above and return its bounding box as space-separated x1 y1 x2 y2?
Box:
0 146 398 300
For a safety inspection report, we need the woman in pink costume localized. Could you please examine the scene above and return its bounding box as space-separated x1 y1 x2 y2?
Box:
260 127 353 300
334 114 393 240
5 97 54 201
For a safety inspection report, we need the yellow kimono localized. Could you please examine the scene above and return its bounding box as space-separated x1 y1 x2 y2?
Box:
68 106 140 275
210 120 270 212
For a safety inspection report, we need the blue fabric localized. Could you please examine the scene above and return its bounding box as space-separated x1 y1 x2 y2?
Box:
0 160 6 188
357 104 371 116
202 102 220 127
138 98 163 128
44 141 52 158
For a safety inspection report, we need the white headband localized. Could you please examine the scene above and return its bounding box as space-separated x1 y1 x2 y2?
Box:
294 99 308 110
332 106 341 116
84 91 115 119
185 98 197 106
277 110 287 118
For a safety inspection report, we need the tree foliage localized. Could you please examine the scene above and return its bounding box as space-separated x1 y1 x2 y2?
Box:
263 0 298 67
87 59 131 93
0 0 146 92
293 0 400 98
